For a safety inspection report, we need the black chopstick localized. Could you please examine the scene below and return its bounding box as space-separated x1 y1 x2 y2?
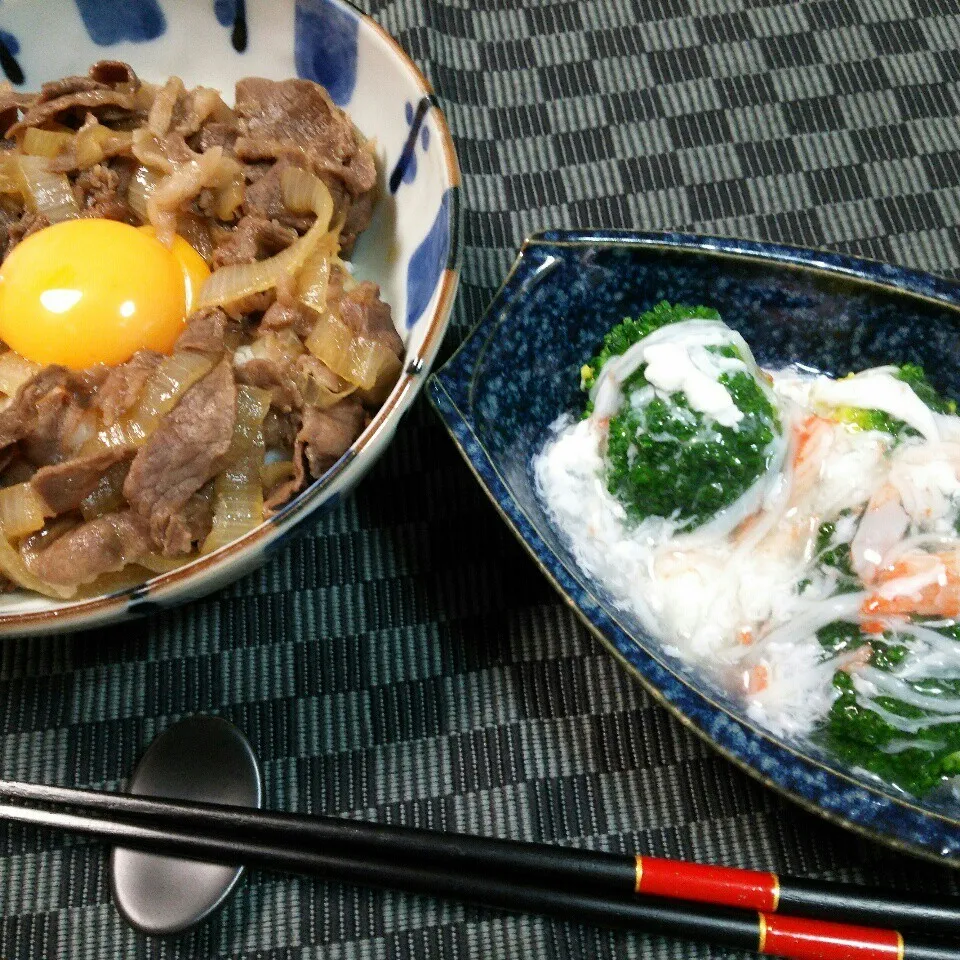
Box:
2 778 958 937
4 798 959 960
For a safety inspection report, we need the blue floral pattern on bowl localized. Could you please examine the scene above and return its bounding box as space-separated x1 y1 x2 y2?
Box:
214 0 248 52
0 0 461 635
294 0 357 106
429 230 960 863
0 23 21 84
406 186 454 330
74 0 166 45
390 97 433 191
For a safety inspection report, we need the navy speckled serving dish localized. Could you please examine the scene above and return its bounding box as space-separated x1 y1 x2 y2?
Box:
428 229 960 864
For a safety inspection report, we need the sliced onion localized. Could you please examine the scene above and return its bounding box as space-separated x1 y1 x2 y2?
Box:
67 115 104 168
30 119 135 172
84 351 214 453
135 351 215 425
261 460 295 490
202 477 264 555
0 351 40 398
147 147 230 245
13 154 79 222
196 241 310 309
138 552 189 574
131 127 178 173
128 164 162 221
0 530 75 599
132 129 247 240
297 232 339 312
356 353 403 407
227 384 270 460
213 162 245 220
0 482 50 538
0 156 20 195
186 87 232 130
22 128 72 159
196 169 334 311
294 355 355 410
147 75 185 137
73 122 130 169
280 166 334 227
304 311 399 391
83 419 132 456
74 133 103 169
134 82 160 114
202 385 270 554
250 329 304 367
333 257 359 294
305 311 350 372
63 409 98 458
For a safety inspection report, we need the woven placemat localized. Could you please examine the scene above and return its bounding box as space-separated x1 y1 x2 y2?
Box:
4 1 960 957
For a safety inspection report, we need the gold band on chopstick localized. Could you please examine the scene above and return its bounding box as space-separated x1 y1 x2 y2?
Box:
757 913 768 954
769 873 780 911
634 855 643 893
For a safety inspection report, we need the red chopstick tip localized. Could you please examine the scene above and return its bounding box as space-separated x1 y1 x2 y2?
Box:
760 912 904 960
635 856 780 911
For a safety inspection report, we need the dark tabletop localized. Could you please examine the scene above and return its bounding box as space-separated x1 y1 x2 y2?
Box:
4 1 960 957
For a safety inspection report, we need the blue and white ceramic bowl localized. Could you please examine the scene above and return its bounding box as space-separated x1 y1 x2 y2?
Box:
429 230 960 863
0 0 460 634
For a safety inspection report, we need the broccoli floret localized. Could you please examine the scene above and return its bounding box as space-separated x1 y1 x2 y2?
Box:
819 541 853 575
816 620 867 656
810 517 862 593
834 364 955 440
587 302 780 529
814 520 836 554
898 363 956 414
814 621 960 796
580 302 721 392
834 406 906 436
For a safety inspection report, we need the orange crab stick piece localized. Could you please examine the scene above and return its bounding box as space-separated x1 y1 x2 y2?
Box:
861 551 960 620
745 664 769 695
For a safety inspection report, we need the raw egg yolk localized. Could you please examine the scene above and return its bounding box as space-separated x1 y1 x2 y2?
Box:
138 225 210 312
0 218 211 369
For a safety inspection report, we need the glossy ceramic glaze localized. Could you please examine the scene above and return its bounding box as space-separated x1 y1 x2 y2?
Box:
429 230 960 863
0 0 461 634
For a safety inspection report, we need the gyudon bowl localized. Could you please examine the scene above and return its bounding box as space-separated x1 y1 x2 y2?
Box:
0 0 459 634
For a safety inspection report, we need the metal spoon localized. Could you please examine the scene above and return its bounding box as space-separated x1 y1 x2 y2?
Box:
110 715 262 936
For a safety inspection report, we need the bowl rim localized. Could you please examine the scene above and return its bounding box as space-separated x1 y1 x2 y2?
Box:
0 0 462 634
429 228 960 865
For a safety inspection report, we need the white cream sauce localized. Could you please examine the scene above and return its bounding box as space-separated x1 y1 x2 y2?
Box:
642 342 742 427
